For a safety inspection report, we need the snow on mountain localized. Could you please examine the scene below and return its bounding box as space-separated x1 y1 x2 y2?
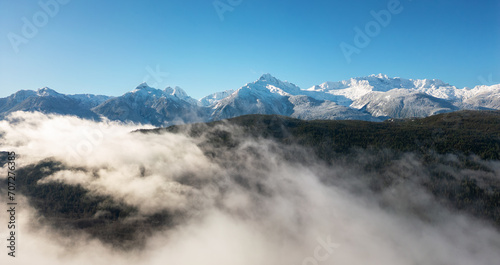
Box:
306 74 468 106
36 87 112 108
461 84 500 109
199 90 235 107
351 89 460 118
257 73 302 94
0 87 109 120
129 82 166 97
92 83 208 126
0 90 37 112
67 94 113 109
1 74 498 125
210 74 305 120
37 87 64 97
210 74 379 121
164 86 187 98
164 86 199 106
289 95 381 121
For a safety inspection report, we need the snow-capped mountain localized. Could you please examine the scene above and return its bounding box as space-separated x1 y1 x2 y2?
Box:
305 74 498 118
0 74 498 126
0 87 111 120
350 89 460 119
68 94 116 109
164 86 199 106
199 90 235 107
92 83 208 126
462 84 500 109
210 74 379 121
210 74 298 120
288 95 380 121
306 74 463 105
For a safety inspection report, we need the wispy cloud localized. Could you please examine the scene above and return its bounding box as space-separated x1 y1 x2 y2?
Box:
1 111 499 265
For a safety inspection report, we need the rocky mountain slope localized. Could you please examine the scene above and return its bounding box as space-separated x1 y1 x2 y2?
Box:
1 74 498 125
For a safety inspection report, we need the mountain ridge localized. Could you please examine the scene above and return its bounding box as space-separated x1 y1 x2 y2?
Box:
1 74 498 126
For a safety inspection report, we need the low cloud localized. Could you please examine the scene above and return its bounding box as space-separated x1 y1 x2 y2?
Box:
1 111 499 265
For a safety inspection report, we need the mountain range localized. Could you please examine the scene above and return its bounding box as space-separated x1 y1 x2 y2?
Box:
1 74 499 126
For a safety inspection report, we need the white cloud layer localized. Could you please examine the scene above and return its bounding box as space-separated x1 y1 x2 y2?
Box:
0 111 499 265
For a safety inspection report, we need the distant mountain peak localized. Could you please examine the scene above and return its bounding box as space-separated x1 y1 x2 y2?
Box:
254 73 300 93
130 83 165 96
37 87 62 97
2 74 499 126
135 82 151 89
258 74 294 87
369 73 390 79
199 89 235 107
259 73 277 82
164 86 187 97
163 86 199 106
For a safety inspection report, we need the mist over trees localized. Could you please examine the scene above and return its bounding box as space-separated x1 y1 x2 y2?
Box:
1 110 500 264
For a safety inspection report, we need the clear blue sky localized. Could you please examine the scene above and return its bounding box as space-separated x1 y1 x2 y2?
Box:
1 0 499 99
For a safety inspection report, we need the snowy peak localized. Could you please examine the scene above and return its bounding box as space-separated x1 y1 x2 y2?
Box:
258 73 279 83
256 73 294 86
12 90 37 100
164 86 199 105
0 87 105 120
2 73 499 126
199 90 235 107
137 82 149 88
358 75 449 90
370 73 389 79
127 83 197 103
128 83 171 101
252 74 301 95
132 82 156 91
306 74 461 104
130 83 157 94
350 89 460 118
37 87 63 97
164 86 187 98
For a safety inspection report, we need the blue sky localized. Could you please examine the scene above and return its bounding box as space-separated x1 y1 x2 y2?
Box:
1 0 499 99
